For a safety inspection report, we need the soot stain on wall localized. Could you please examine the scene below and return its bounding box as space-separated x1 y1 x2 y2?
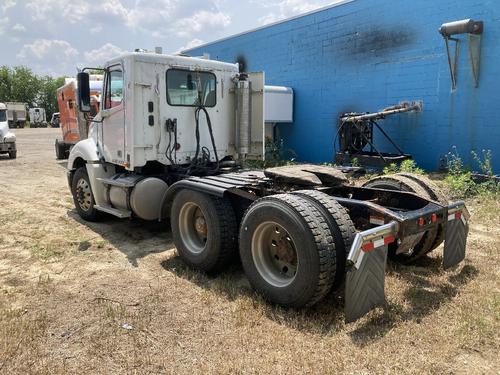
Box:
340 25 416 60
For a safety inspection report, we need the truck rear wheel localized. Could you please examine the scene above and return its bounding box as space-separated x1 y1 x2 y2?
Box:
71 167 101 222
292 190 355 288
171 190 237 273
239 194 336 307
8 151 16 159
396 173 448 251
55 139 65 160
362 174 437 263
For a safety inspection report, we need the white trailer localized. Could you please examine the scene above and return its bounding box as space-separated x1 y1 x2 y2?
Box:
5 102 27 129
66 52 469 322
0 103 17 158
29 107 48 128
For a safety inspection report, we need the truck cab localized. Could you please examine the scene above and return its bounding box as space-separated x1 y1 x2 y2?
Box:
0 103 17 159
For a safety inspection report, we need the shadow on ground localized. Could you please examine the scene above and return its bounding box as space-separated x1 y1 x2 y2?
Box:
68 209 172 266
68 208 479 340
162 251 479 339
348 258 478 346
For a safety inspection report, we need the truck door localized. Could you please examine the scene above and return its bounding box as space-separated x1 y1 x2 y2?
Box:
101 65 125 164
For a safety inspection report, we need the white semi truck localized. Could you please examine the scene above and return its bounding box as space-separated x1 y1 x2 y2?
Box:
67 52 469 322
29 107 48 128
5 102 27 129
0 103 17 158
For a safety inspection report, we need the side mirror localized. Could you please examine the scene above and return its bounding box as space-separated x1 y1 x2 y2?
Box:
77 72 91 112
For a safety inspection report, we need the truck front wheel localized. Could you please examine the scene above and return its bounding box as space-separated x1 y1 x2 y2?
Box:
171 190 237 273
71 167 101 221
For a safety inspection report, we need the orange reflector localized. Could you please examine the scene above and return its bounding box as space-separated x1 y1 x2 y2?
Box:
417 217 425 226
431 213 438 223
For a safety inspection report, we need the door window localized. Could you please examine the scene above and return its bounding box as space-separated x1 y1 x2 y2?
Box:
104 69 124 109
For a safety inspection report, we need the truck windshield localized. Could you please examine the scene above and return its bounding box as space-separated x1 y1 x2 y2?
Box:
166 69 216 107
0 110 6 122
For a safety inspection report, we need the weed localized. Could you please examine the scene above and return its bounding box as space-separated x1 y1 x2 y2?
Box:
471 149 494 176
444 148 498 198
383 159 424 175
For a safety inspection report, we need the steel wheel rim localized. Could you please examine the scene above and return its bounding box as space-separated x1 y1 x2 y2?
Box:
179 202 207 254
251 221 298 288
76 178 92 211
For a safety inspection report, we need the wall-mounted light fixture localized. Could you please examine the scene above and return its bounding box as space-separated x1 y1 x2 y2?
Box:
439 19 483 89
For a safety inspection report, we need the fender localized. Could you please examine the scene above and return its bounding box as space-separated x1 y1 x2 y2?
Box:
67 138 99 170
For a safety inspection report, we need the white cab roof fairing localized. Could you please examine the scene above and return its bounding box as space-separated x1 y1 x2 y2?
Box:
0 103 6 110
104 52 239 73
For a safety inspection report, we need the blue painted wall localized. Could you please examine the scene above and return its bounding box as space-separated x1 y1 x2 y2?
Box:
186 0 500 172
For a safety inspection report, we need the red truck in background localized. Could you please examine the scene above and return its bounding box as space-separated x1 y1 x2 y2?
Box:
55 75 103 159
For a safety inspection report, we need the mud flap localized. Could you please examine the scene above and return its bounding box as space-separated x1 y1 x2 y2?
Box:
443 203 469 269
344 222 397 323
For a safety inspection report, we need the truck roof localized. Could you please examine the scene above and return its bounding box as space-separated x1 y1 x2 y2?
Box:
0 103 5 110
106 52 239 72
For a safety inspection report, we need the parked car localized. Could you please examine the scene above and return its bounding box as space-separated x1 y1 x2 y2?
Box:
51 112 60 128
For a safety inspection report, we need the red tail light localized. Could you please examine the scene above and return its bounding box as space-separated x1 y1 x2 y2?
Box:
417 217 425 226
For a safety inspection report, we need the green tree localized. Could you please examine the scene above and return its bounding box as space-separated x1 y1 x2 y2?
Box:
10 66 41 106
0 66 12 102
37 76 66 119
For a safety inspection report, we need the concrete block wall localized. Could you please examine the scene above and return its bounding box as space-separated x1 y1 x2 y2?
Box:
186 0 500 172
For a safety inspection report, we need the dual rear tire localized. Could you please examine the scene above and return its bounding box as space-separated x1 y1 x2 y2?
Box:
171 190 355 307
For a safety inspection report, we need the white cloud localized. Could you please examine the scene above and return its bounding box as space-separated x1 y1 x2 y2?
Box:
16 39 79 76
257 0 331 25
90 25 103 34
26 0 90 23
173 10 231 38
12 23 25 32
0 17 8 35
177 38 205 54
258 13 281 25
25 0 127 24
1 0 16 13
17 39 79 60
84 43 126 65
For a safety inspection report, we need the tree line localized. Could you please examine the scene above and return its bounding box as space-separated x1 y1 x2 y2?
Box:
0 66 66 119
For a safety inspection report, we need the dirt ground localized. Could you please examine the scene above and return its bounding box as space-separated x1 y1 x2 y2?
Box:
0 128 498 374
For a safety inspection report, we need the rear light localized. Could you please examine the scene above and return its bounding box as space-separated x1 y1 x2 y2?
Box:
431 213 438 223
175 143 181 151
455 211 462 220
417 217 425 226
362 242 375 252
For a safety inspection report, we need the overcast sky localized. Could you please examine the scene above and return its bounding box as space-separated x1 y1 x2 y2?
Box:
0 0 339 77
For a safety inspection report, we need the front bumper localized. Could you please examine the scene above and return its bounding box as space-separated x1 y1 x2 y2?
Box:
344 201 469 323
0 142 16 153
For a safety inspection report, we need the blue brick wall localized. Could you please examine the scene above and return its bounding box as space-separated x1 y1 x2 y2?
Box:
186 0 500 172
